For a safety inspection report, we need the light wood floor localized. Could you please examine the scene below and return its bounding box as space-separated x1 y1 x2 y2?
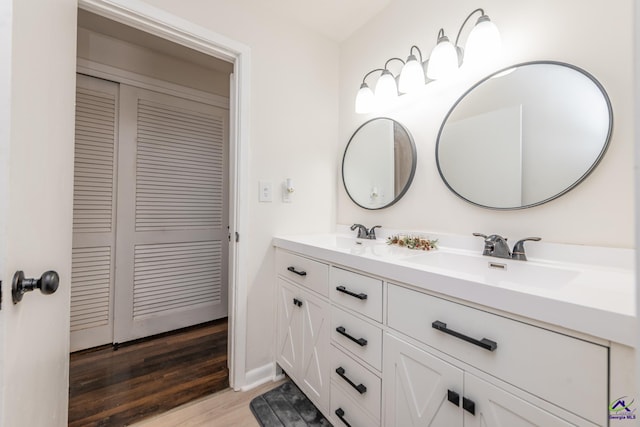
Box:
131 379 286 427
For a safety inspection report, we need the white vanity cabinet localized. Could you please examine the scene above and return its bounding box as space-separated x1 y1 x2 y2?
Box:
385 284 606 426
274 244 620 427
275 251 331 412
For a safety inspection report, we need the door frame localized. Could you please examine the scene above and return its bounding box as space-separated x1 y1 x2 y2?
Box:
77 0 251 390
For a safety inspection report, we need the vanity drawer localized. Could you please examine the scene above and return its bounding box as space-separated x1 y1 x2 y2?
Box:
330 345 381 420
331 307 382 371
331 381 380 427
330 267 383 322
276 249 329 296
387 284 608 425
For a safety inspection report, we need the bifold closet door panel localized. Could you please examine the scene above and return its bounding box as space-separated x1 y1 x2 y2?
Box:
114 84 229 343
70 74 119 351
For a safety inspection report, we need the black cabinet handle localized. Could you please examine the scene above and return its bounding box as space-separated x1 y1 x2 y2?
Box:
432 320 497 352
336 285 367 300
463 397 476 415
334 408 352 427
287 266 307 276
292 298 302 307
336 367 367 394
447 389 460 406
336 326 367 347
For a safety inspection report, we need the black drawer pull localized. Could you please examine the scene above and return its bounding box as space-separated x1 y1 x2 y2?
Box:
287 266 307 276
336 285 367 300
463 397 476 415
335 408 352 427
292 298 302 307
336 326 367 347
447 389 460 406
432 320 497 351
336 367 367 394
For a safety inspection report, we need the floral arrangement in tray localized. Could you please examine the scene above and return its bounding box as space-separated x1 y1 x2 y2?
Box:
386 235 438 251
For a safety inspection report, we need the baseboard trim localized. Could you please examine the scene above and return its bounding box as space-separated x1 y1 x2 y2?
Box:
240 363 280 391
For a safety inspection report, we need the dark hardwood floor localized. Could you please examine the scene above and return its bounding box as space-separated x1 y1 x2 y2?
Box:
69 318 229 426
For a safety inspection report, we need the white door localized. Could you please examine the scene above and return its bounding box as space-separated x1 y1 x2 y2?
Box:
1 0 76 425
384 334 464 427
70 74 118 351
114 85 229 343
276 278 301 376
299 288 330 411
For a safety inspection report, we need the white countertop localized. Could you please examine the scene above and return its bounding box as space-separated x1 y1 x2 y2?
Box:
273 232 636 347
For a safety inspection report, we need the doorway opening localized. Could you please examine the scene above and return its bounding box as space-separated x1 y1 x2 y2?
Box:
72 1 244 422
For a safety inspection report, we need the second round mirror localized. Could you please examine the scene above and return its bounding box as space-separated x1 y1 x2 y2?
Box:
436 61 612 210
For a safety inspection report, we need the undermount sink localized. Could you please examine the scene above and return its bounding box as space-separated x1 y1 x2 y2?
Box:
296 234 408 258
402 250 580 288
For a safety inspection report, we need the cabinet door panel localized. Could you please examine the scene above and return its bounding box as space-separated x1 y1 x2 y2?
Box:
300 288 331 411
384 333 463 427
276 279 301 378
464 374 597 427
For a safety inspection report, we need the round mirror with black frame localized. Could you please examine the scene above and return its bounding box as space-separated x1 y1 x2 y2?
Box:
436 61 613 210
342 117 417 210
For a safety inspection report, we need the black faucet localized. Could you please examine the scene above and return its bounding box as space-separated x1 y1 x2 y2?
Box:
473 233 541 261
351 224 381 240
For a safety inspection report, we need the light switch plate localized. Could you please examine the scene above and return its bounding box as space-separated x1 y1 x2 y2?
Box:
259 181 272 202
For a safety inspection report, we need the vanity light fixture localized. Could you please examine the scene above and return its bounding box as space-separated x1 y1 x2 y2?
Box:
355 7 501 113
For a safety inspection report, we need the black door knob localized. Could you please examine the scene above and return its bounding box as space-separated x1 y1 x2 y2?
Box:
12 270 59 304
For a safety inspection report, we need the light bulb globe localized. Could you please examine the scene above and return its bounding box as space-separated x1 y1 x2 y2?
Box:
374 70 398 104
464 16 501 66
355 83 375 114
426 35 459 80
399 55 425 93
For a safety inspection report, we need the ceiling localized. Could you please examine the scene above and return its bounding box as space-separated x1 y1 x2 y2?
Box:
264 0 393 41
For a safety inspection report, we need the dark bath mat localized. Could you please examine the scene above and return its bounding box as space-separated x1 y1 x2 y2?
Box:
250 381 332 427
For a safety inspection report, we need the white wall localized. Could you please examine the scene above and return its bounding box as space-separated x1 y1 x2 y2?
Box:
2 0 77 425
141 0 340 375
339 0 634 248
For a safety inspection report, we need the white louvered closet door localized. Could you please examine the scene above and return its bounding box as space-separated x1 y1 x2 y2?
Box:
70 74 119 351
114 85 229 343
